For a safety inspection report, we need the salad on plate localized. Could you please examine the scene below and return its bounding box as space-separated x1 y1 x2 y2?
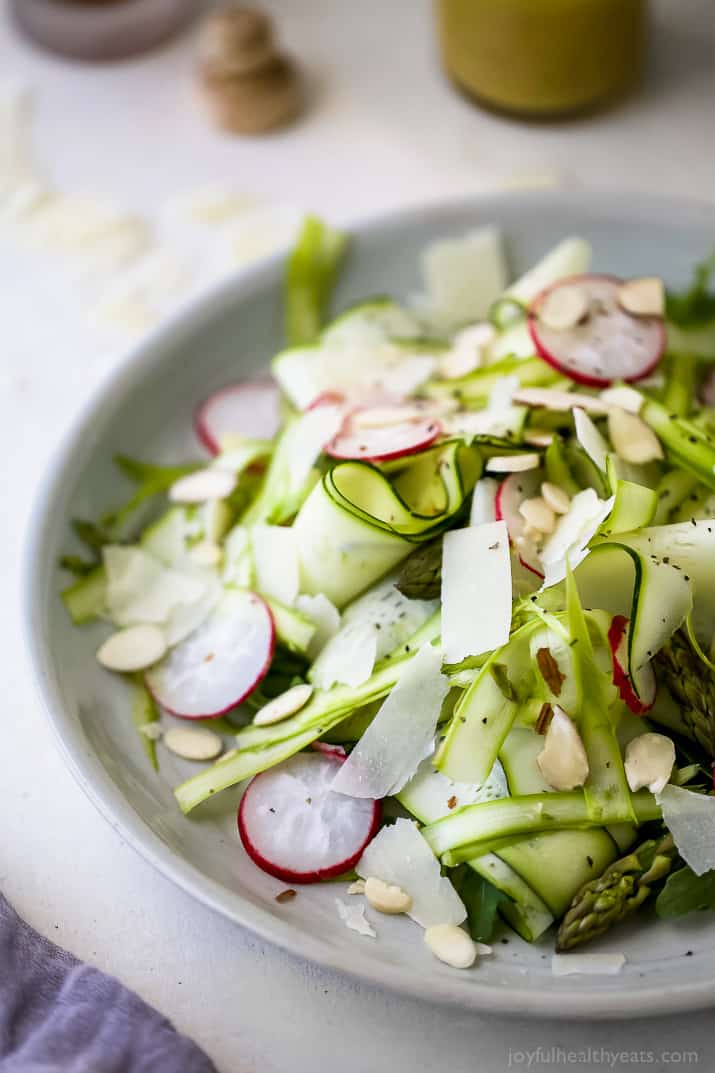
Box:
61 219 715 971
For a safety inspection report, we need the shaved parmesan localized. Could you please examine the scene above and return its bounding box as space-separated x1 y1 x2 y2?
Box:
310 578 436 690
310 622 377 691
335 898 376 938
420 226 507 326
331 645 448 798
540 490 615 589
656 784 715 876
441 522 512 664
469 477 499 527
357 818 465 928
103 546 220 643
296 593 341 658
400 755 508 818
573 407 609 472
551 954 625 977
251 525 299 607
275 342 435 412
285 404 345 496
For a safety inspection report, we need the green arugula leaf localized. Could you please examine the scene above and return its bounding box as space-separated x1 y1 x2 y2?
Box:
666 250 715 327
655 865 715 918
450 867 506 943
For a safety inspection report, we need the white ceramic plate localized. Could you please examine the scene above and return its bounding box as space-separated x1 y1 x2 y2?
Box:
24 191 715 1019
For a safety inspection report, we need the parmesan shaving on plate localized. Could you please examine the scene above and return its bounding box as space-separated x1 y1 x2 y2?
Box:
540 490 615 589
331 644 448 798
251 524 299 607
275 342 436 412
335 898 376 938
103 546 221 644
285 404 346 496
357 819 466 929
310 578 437 690
656 784 715 876
469 477 499 527
573 407 609 472
295 593 341 658
551 954 625 976
441 521 512 664
419 226 507 327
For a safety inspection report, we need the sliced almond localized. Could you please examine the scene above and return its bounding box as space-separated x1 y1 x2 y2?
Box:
608 407 664 464
253 683 314 726
537 706 589 790
163 725 223 761
518 496 556 534
599 385 644 414
541 481 571 515
138 722 163 741
424 924 477 969
485 453 541 474
512 387 609 415
189 540 224 568
169 468 236 504
523 428 554 448
364 876 412 915
97 624 167 672
624 733 675 794
538 284 589 331
617 277 665 319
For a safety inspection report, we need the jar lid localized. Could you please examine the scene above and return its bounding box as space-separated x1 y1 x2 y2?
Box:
11 0 196 61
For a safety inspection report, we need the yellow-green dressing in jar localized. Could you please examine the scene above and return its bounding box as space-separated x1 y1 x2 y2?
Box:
437 0 646 118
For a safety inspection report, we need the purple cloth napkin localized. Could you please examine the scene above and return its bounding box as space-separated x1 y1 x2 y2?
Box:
0 894 217 1073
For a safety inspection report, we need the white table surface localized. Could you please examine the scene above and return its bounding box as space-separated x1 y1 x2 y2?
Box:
3 2 715 1070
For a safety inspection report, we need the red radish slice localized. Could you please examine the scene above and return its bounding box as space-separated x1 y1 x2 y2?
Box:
195 378 281 455
306 390 347 410
238 752 381 883
528 274 666 388
146 589 274 719
311 741 347 760
608 615 656 715
325 409 442 462
494 470 544 578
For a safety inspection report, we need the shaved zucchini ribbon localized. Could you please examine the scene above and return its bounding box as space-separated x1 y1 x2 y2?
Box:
294 440 481 608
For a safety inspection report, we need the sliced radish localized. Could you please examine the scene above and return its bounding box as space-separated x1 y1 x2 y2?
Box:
311 741 347 760
146 589 274 719
325 408 442 462
528 274 666 387
195 378 281 455
608 615 656 715
238 752 382 883
494 470 544 578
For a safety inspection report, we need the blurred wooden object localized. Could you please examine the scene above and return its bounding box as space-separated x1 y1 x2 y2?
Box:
197 6 303 135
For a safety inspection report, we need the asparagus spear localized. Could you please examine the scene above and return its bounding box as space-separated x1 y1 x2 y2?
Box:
555 834 677 952
655 628 715 758
396 538 443 599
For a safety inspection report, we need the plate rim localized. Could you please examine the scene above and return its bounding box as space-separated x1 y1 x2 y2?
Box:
23 188 715 1019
